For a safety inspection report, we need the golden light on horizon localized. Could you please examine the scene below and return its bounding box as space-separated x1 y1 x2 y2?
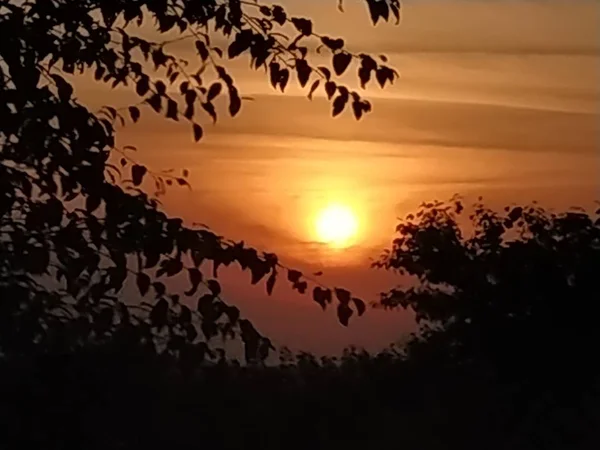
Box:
314 204 359 249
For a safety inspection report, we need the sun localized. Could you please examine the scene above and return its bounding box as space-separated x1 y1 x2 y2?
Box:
314 204 358 248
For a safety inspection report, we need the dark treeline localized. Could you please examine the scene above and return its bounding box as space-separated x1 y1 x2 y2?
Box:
1 334 598 449
0 344 597 450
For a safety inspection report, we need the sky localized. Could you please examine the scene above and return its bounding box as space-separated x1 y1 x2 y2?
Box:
79 0 599 355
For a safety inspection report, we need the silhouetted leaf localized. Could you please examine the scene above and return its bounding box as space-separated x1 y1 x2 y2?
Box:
147 94 162 112
335 288 351 304
207 279 221 296
86 195 101 213
149 298 169 328
250 263 268 285
318 66 332 80
185 324 198 342
145 250 161 269
128 106 140 123
333 52 352 76
325 81 336 100
103 106 117 120
352 297 366 316
155 80 166 95
391 2 401 24
136 76 150 96
278 68 290 92
202 102 217 123
296 59 311 87
137 273 151 296
131 164 147 186
179 81 189 95
295 281 308 294
351 100 362 120
337 302 353 326
207 82 222 101
226 306 240 325
376 66 396 88
201 321 218 339
266 270 277 295
169 71 180 84
228 87 241 117
358 55 377 89
509 207 523 221
321 36 345 51
287 269 302 284
166 99 178 120
193 123 203 142
184 103 194 119
185 268 203 296
312 287 329 310
228 30 252 58
272 5 287 25
291 17 312 36
165 258 183 277
308 80 320 100
195 40 209 61
197 294 214 312
269 62 280 89
94 65 105 80
179 305 192 324
51 74 73 102
332 92 348 117
366 0 390 25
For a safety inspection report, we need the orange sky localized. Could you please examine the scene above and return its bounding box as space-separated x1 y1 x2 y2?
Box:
77 0 600 354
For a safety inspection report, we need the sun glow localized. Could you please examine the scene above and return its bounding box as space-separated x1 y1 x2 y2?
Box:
314 204 359 248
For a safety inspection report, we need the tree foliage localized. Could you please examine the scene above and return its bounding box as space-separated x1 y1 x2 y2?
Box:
0 0 400 364
376 198 600 394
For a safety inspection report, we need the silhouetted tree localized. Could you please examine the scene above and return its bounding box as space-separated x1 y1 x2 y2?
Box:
375 197 600 447
0 0 400 364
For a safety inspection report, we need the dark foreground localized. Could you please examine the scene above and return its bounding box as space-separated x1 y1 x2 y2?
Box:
1 345 597 450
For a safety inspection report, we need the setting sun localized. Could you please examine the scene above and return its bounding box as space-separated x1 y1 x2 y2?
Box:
314 204 359 248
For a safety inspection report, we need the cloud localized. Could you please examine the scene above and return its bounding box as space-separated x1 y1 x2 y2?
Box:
176 95 599 155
